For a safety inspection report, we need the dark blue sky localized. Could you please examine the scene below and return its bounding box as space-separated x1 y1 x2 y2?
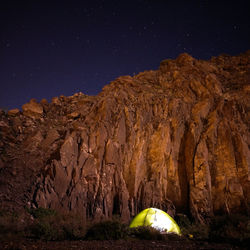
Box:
1 0 249 110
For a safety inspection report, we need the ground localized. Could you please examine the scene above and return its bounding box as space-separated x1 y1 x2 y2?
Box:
0 239 246 250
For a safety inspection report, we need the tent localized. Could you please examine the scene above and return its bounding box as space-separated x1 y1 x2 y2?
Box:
129 207 181 235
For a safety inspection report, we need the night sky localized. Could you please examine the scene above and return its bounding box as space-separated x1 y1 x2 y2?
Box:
1 0 249 110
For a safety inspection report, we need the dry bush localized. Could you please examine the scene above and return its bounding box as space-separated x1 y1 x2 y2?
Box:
85 220 128 240
27 208 86 240
0 210 27 240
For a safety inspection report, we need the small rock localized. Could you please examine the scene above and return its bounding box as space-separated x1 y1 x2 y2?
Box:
0 120 9 128
40 98 48 105
67 111 80 119
51 97 60 105
22 100 43 119
176 53 194 65
8 108 20 116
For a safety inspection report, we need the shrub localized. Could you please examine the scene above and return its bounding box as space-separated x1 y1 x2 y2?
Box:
30 219 60 240
161 232 184 241
28 209 63 240
210 214 250 244
182 223 209 240
0 210 26 240
175 213 192 229
27 207 57 219
128 226 183 241
128 226 163 240
176 214 209 241
85 220 128 240
61 213 86 240
28 208 86 240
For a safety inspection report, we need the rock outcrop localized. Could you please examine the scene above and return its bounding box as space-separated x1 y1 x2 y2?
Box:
0 51 249 223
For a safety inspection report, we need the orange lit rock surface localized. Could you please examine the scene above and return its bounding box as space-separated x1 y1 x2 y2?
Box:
0 51 249 223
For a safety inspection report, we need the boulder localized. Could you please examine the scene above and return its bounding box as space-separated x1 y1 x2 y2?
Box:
22 99 43 118
8 108 20 116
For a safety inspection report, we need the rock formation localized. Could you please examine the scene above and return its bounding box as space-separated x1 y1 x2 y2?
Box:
0 51 249 223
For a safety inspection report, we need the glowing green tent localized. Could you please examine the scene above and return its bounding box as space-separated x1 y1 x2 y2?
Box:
129 208 181 235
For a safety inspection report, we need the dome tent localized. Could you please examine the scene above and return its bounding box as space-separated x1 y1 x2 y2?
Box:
129 208 181 235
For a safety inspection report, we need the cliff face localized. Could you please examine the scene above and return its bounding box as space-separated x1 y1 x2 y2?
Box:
0 52 249 223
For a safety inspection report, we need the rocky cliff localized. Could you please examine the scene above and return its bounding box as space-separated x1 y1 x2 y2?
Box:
0 52 249 223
